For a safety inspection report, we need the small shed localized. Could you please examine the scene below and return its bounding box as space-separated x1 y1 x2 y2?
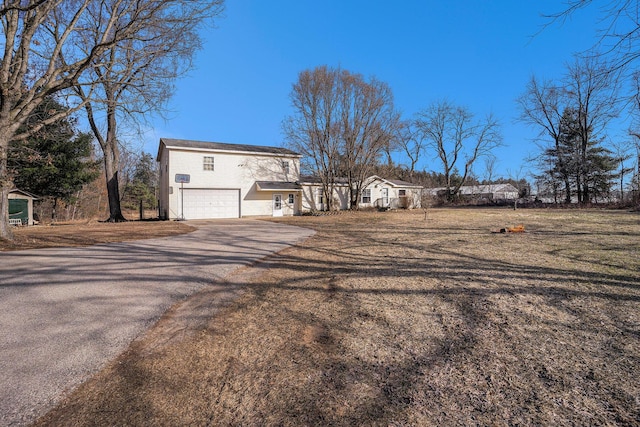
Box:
8 189 38 226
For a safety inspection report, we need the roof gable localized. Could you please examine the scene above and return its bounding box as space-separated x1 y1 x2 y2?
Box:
364 175 422 188
9 188 39 199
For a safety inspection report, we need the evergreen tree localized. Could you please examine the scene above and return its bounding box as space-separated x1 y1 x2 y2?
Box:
9 97 101 217
542 107 619 203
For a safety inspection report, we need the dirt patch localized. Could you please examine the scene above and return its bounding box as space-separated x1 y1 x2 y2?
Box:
0 220 195 251
33 209 640 426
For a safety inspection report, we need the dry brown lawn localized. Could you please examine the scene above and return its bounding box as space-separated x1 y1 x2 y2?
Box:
33 208 640 426
0 220 194 251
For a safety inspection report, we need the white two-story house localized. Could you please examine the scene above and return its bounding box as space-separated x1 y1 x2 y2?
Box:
157 139 302 219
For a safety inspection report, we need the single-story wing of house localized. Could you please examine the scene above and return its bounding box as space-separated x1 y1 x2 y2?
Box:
363 175 423 209
157 138 302 219
298 175 423 211
298 175 350 212
8 188 38 226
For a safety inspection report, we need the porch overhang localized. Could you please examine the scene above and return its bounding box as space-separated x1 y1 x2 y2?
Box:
255 181 302 192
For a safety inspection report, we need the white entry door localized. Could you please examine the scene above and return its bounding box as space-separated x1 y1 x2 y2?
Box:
381 188 389 207
273 194 283 217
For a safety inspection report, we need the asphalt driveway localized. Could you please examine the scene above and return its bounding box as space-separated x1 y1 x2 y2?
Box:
0 219 314 427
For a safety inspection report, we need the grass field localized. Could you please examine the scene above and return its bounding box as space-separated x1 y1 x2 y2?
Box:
34 208 640 426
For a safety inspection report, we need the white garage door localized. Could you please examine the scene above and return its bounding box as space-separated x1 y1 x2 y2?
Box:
182 189 240 219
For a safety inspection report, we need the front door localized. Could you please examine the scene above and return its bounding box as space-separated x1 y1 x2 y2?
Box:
273 194 283 217
381 188 389 207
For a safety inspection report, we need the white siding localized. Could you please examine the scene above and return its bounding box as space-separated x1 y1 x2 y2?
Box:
158 144 301 219
300 184 349 212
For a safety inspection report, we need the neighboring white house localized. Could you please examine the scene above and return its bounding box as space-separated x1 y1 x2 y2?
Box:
425 183 520 201
299 174 423 211
157 139 302 219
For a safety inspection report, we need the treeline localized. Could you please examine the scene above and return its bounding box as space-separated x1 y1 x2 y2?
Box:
8 97 158 223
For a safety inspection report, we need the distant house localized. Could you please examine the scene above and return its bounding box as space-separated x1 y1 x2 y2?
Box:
157 139 302 219
8 188 38 226
425 183 520 201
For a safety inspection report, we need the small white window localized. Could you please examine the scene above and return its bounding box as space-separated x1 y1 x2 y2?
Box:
316 188 325 205
288 194 294 204
399 189 406 196
282 161 290 174
361 189 371 204
203 156 214 171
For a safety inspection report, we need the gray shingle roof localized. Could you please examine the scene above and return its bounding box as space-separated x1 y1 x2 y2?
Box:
160 138 300 157
255 181 302 191
299 175 350 185
386 179 423 188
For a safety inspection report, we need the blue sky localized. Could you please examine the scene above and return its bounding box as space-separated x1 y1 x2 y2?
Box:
143 1 616 180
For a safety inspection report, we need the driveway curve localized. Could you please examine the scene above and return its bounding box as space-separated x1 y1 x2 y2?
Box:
0 219 314 427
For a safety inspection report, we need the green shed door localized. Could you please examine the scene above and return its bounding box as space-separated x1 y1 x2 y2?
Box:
9 199 28 224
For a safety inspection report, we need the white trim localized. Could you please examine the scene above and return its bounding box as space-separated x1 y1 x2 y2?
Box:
163 145 302 159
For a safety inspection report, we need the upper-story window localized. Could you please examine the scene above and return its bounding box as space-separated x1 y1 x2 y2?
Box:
282 161 290 174
203 156 214 171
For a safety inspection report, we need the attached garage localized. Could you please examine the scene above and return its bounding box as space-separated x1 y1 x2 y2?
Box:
181 188 240 219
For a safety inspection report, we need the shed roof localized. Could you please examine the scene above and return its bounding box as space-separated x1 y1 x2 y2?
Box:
9 188 39 199
158 138 300 160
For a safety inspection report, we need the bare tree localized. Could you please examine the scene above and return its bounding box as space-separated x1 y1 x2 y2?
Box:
517 76 573 202
414 100 502 201
482 155 497 183
397 120 425 182
564 57 620 203
612 139 634 202
520 57 620 204
284 66 399 210
0 0 176 238
69 0 223 221
337 70 400 209
283 66 342 211
546 1 640 72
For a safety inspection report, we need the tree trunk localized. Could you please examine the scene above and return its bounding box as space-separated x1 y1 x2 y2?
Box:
97 97 126 222
563 176 572 204
104 159 126 222
0 136 13 240
0 184 12 240
102 129 126 222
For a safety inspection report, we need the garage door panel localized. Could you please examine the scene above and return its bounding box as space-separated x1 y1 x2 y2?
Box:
183 189 239 219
